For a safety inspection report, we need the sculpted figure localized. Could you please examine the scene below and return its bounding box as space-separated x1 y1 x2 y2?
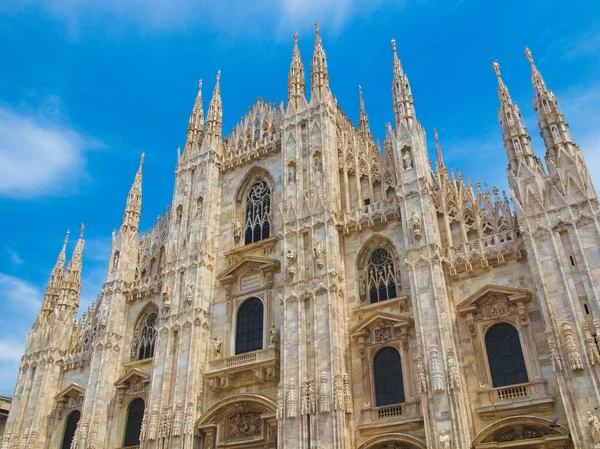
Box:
211 336 222 358
403 150 413 169
233 220 242 241
439 431 451 449
589 411 600 447
269 324 280 347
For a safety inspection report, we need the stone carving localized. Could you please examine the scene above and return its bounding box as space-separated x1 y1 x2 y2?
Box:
416 353 428 394
148 405 159 440
301 379 310 415
410 212 422 240
162 286 171 311
314 241 324 268
233 219 242 242
374 327 392 343
286 249 297 278
130 335 139 359
287 378 297 418
1 432 11 449
334 375 344 411
183 401 195 436
319 372 330 413
403 149 413 169
439 430 451 449
430 344 444 392
589 411 600 448
172 401 183 437
269 324 280 347
551 125 560 140
288 165 296 184
159 406 172 439
98 304 108 327
308 379 317 415
211 336 222 359
228 411 261 438
276 384 284 420
546 331 563 372
584 322 600 365
185 283 193 305
446 347 459 390
313 155 322 173
343 373 353 414
562 322 584 371
140 409 147 442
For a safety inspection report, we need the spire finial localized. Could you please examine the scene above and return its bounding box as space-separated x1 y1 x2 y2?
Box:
358 84 369 133
63 229 70 247
433 128 445 169
294 31 298 41
315 21 320 35
491 60 501 78
140 152 145 166
79 223 85 239
391 38 397 54
198 78 202 90
524 47 534 66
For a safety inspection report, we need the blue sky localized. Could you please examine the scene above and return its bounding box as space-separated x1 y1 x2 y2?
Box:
0 0 598 396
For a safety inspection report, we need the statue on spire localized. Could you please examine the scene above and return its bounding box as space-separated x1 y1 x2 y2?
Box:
310 21 330 101
288 31 306 111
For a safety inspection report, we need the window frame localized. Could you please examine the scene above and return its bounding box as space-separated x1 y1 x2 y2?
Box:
123 397 145 448
372 346 406 406
234 296 265 355
243 179 272 246
483 321 529 388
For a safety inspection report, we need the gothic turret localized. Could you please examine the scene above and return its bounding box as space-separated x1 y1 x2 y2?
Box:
185 79 204 157
358 85 370 134
434 128 447 174
310 21 330 102
205 70 222 141
492 60 543 174
288 32 306 111
391 38 416 129
61 224 85 307
524 47 585 172
121 153 143 233
40 230 69 313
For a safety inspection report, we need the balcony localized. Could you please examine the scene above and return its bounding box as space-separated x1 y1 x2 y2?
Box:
475 380 554 419
358 400 423 434
205 348 279 390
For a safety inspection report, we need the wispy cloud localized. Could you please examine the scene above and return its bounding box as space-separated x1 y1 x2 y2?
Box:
0 102 97 199
0 338 25 397
3 0 403 38
561 24 600 60
0 273 42 315
6 249 23 269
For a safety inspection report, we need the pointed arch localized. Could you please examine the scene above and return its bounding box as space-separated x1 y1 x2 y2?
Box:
61 410 81 449
234 167 275 246
132 303 159 361
357 235 401 304
472 416 570 448
123 398 145 447
235 297 264 354
358 433 427 449
196 394 276 427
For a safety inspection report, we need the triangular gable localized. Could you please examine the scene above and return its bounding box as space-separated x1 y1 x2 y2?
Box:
55 383 85 402
350 311 414 338
457 284 530 314
114 368 151 390
217 256 280 285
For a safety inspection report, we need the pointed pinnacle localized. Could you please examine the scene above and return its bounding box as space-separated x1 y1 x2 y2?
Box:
524 47 534 66
79 223 85 239
491 60 501 78
214 70 221 94
391 38 403 75
358 85 365 111
140 152 145 167
315 20 320 35
63 229 71 247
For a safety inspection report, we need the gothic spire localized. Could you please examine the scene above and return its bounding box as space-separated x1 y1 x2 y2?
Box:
40 230 70 312
434 128 446 173
310 21 330 101
358 85 370 134
390 38 416 129
186 79 204 150
524 47 580 166
288 32 306 111
122 153 144 233
491 60 537 174
206 70 223 139
64 223 85 300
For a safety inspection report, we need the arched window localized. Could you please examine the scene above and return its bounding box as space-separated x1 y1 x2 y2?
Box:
373 347 405 406
485 323 529 387
138 312 157 360
244 180 271 245
61 410 80 449
235 297 264 355
123 398 145 447
367 248 398 304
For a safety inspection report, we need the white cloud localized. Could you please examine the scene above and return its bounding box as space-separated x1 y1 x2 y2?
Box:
0 339 25 363
7 249 23 268
0 104 94 198
0 273 42 315
3 0 402 38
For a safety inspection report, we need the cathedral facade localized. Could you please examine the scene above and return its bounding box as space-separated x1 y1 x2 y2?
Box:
5 23 600 449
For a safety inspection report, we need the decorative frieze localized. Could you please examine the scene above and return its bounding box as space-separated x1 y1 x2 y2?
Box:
562 322 584 371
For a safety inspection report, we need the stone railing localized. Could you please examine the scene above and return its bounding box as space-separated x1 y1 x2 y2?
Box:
475 380 554 419
341 199 400 233
358 400 422 430
444 230 521 274
206 347 280 390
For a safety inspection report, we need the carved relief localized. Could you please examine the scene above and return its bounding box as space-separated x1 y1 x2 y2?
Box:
287 378 297 418
334 375 344 411
410 212 422 240
446 347 460 390
172 401 183 437
562 322 584 371
546 331 563 372
276 384 284 420
430 344 444 392
228 411 261 438
343 373 353 414
301 379 310 415
314 241 324 269
319 372 330 413
148 405 159 440
416 352 428 394
583 322 600 365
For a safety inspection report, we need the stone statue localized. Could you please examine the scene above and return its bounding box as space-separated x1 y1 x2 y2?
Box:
233 220 242 242
410 212 422 240
269 324 280 347
314 241 324 268
185 283 193 305
439 430 451 449
589 411 600 448
211 336 222 358
403 150 413 169
130 335 139 359
288 165 296 183
552 125 560 140
313 156 322 173
98 303 109 327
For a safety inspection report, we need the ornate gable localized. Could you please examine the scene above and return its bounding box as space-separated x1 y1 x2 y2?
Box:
114 368 151 407
54 383 85 419
351 311 414 351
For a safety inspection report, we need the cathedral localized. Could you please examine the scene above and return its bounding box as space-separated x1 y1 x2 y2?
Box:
5 22 600 449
